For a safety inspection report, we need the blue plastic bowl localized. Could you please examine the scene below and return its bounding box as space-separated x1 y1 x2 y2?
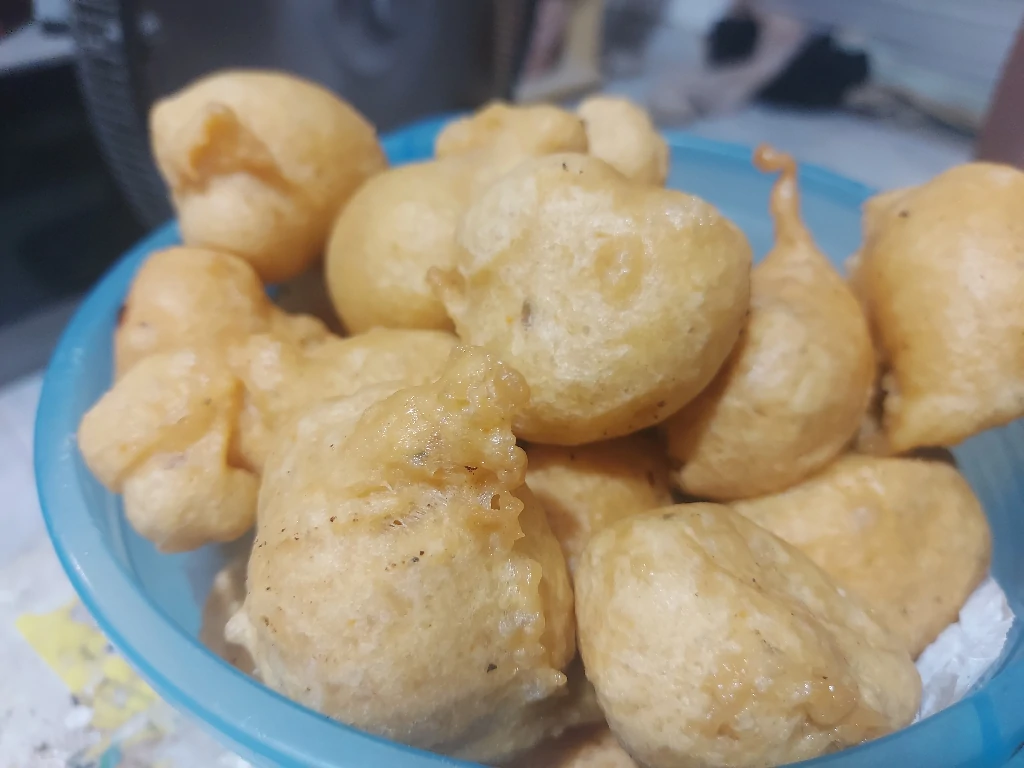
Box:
35 117 1024 767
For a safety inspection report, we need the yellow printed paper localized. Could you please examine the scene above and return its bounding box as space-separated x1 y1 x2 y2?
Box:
16 600 158 731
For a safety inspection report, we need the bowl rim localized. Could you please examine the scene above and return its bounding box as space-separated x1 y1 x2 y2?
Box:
34 117 1024 767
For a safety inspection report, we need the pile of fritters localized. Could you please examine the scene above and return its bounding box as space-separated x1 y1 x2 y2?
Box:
78 69 1024 768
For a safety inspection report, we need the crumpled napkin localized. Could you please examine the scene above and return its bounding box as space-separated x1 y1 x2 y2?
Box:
915 575 1014 721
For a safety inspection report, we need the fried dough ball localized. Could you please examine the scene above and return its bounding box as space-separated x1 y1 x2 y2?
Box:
226 348 578 762
663 146 874 500
150 69 387 284
78 350 257 552
326 109 599 336
229 328 457 470
85 271 439 552
114 246 329 377
432 153 752 445
525 434 672 575
325 157 475 333
508 725 638 768
856 162 1024 452
575 504 921 768
326 102 600 335
199 547 256 675
577 96 669 186
733 455 991 657
434 102 591 197
435 101 587 162
116 247 258 375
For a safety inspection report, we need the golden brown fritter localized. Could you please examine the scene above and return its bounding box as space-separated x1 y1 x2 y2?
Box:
229 328 457 471
432 153 751 445
577 96 669 186
575 504 921 768
78 350 257 552
435 101 587 161
150 69 386 283
226 348 577 763
327 105 603 337
663 146 874 500
733 454 991 657
91 320 455 549
325 157 475 333
856 162 1024 452
114 247 328 377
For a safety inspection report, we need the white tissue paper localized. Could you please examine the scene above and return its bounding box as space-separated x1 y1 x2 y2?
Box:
915 575 1014 721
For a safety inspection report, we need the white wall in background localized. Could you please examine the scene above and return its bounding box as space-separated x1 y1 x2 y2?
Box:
666 0 1024 125
666 0 730 31
32 0 70 26
761 0 1024 123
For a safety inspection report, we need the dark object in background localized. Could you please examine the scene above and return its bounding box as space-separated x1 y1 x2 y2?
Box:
977 22 1024 168
708 10 870 109
70 0 537 228
0 64 144 327
706 11 759 66
603 0 666 71
0 0 31 36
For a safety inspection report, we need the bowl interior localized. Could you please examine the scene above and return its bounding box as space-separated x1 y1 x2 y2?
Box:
37 119 1024 767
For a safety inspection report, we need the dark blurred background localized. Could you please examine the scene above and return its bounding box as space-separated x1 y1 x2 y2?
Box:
0 0 538 332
